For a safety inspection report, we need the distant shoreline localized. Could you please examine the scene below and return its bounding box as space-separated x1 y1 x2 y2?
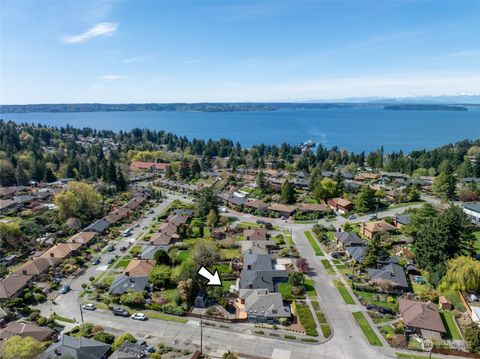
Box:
0 102 477 114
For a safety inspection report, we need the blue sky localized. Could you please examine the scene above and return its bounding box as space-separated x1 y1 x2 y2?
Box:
1 0 479 104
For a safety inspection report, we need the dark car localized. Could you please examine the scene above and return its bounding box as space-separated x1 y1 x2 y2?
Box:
107 245 115 252
119 246 127 252
111 307 129 317
378 307 394 315
92 258 100 265
107 257 115 264
256 220 266 224
366 304 377 311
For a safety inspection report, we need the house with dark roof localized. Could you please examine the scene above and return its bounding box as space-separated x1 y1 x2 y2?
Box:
346 246 367 264
109 276 149 295
334 231 363 247
463 202 480 224
84 219 111 233
0 322 54 341
218 192 247 208
368 262 409 291
109 341 147 359
240 250 288 292
167 213 190 226
43 334 111 359
399 299 446 339
238 288 291 323
140 246 160 259
393 214 411 228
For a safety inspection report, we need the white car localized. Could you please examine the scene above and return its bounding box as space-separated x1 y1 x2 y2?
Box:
82 303 96 311
131 312 148 321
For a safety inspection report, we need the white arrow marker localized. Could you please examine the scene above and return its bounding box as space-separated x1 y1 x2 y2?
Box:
197 266 222 286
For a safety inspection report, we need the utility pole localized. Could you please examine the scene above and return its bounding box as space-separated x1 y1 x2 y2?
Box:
200 319 203 355
79 303 84 324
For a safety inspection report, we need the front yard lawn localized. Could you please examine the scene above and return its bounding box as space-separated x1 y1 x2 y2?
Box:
395 353 441 359
278 283 304 301
304 279 317 299
353 289 398 311
320 259 336 275
440 311 462 340
114 255 132 269
295 302 318 337
352 311 382 346
335 280 355 304
305 231 323 256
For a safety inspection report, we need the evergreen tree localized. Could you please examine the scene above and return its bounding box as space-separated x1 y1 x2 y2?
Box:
363 234 389 267
256 170 269 194
116 166 128 191
280 180 296 204
105 159 117 184
44 167 57 183
191 159 201 178
15 164 29 185
355 185 377 213
432 172 456 200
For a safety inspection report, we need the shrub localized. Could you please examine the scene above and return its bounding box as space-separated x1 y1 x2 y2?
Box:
93 332 115 344
34 293 45 302
284 335 296 340
36 316 47 326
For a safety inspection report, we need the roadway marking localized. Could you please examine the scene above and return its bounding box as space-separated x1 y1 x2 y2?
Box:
271 348 291 359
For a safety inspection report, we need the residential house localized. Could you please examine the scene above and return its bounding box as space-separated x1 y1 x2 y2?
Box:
399 299 446 339
359 220 397 239
109 276 149 295
84 219 111 233
346 246 367 265
167 213 190 227
109 341 147 359
43 335 111 359
245 199 268 212
334 231 363 248
67 231 97 246
240 249 288 292
0 199 18 213
0 322 54 341
130 161 169 171
104 208 130 224
354 173 380 182
219 192 247 208
439 296 453 311
267 203 297 218
327 198 354 214
298 203 332 215
368 262 409 291
463 202 480 224
238 288 291 323
16 256 60 277
40 242 82 260
0 273 33 300
393 214 411 228
244 229 267 241
124 260 156 277
140 246 159 260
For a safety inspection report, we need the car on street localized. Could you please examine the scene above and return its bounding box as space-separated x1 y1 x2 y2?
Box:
378 307 394 315
59 285 70 294
107 245 115 252
256 220 266 224
369 214 377 220
119 246 127 252
134 223 140 228
111 307 129 317
107 257 115 264
347 215 357 220
131 312 148 321
92 258 100 265
82 303 96 311
366 304 377 311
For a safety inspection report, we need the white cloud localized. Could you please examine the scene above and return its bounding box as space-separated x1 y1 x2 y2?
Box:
182 59 202 64
122 56 153 63
61 22 118 44
99 75 126 81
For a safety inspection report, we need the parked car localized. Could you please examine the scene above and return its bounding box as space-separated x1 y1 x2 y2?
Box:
369 215 377 220
82 303 96 311
378 307 394 315
119 246 127 252
347 215 357 220
107 257 115 264
131 313 148 321
366 304 377 311
59 285 70 294
112 307 129 317
92 258 100 265
134 223 140 228
256 220 266 224
107 245 115 252
144 345 155 353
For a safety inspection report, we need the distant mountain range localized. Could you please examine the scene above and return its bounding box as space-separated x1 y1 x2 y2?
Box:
1 96 479 114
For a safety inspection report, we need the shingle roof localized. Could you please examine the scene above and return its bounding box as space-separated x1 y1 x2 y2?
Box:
334 231 363 246
17 256 60 276
124 260 156 277
244 229 267 241
40 243 82 259
0 322 53 341
399 299 446 333
346 246 367 263
109 276 149 295
368 262 409 288
43 335 111 359
67 231 97 245
0 273 33 299
84 219 110 233
240 289 290 318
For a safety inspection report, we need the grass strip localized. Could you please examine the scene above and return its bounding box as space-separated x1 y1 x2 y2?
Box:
305 231 324 256
352 311 382 346
335 280 355 304
320 259 335 275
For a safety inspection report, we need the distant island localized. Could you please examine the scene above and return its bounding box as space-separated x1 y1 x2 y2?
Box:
0 102 474 114
384 104 468 111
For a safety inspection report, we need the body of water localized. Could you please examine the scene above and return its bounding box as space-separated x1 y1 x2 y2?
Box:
2 108 479 153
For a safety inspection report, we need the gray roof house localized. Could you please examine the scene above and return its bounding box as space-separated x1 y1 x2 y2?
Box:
43 335 110 359
109 276 149 295
240 289 290 323
240 250 288 291
346 245 367 264
334 231 363 247
84 219 111 233
393 214 411 227
109 341 147 359
368 262 409 290
140 245 160 260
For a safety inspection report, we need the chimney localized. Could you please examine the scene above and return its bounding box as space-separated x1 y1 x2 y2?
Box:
22 270 27 275
125 271 130 277
247 265 251 270
50 253 54 258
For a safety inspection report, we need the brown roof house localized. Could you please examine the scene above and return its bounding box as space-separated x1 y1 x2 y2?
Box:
245 199 268 212
0 273 33 300
399 299 446 339
124 260 156 277
167 213 189 227
360 220 397 239
327 198 354 214
267 203 297 218
244 229 268 241
0 322 54 341
40 242 82 260
67 231 97 246
298 203 332 216
16 256 60 277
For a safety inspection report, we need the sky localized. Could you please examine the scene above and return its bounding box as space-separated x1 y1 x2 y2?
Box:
1 0 480 104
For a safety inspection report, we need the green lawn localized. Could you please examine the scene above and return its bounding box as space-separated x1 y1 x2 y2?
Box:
295 302 318 336
335 280 355 304
320 259 336 275
176 249 191 263
395 353 441 359
304 279 317 299
278 283 304 301
384 201 423 210
353 289 398 311
305 231 324 256
114 256 132 269
440 311 462 340
52 314 75 323
352 311 382 346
